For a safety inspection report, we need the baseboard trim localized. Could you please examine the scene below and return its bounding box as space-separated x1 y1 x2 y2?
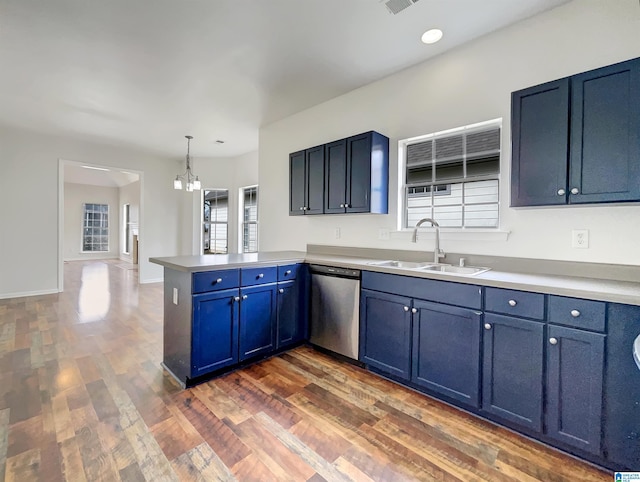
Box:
0 288 60 300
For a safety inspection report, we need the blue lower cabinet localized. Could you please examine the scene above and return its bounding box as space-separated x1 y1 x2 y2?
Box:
239 283 277 361
360 289 412 380
546 325 605 455
411 300 482 408
482 314 544 431
192 288 240 376
276 280 301 348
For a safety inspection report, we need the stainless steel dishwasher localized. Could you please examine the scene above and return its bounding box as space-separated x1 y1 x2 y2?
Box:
309 264 360 361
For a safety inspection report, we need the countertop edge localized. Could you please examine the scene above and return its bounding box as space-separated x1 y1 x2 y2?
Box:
150 252 640 306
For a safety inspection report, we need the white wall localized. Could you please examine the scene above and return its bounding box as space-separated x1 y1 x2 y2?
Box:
185 151 259 255
0 124 182 298
64 183 120 261
119 180 140 262
259 0 640 266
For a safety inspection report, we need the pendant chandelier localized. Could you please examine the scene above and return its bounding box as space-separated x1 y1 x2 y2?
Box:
173 135 201 191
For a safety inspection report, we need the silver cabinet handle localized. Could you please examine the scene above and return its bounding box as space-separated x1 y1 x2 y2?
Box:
215 278 223 284
411 308 417 314
278 289 284 294
570 187 579 195
345 204 350 208
340 204 345 208
484 323 492 330
285 270 292 275
508 299 517 307
233 296 240 302
299 206 304 210
242 295 248 300
403 306 409 312
557 189 565 195
549 337 558 345
258 273 264 279
570 309 580 317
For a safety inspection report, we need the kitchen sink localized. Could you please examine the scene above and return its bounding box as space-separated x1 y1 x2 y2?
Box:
416 265 490 276
367 260 434 269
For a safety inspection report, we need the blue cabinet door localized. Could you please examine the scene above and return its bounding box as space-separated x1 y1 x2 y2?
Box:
324 139 348 213
412 300 482 408
360 289 412 380
305 145 325 214
546 325 605 455
570 58 640 203
510 78 570 207
192 288 239 377
239 284 277 361
289 150 306 215
482 314 544 431
346 132 389 214
276 280 301 349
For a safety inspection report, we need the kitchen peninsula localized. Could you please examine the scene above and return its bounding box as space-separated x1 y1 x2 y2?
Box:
151 246 640 471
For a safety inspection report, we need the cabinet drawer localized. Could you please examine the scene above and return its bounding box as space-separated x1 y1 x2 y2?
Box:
548 296 605 332
485 288 545 320
362 271 481 309
193 269 240 294
241 266 277 286
278 264 300 281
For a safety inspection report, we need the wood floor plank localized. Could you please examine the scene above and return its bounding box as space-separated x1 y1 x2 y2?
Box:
0 408 10 482
4 448 41 482
58 436 88 482
171 442 237 482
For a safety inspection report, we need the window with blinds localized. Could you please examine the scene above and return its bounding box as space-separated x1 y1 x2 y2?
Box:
203 190 229 254
241 186 258 253
402 119 501 229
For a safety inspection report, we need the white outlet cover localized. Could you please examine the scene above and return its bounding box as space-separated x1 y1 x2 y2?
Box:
571 229 589 248
379 228 390 240
335 227 341 239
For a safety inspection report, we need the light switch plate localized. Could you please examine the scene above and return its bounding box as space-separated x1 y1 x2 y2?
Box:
572 229 589 248
173 287 179 305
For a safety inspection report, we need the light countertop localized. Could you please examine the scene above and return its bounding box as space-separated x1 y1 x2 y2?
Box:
150 251 640 306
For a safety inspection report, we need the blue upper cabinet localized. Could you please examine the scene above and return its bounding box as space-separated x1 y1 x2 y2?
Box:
511 56 640 207
570 58 640 203
291 131 389 216
289 146 325 215
511 79 570 207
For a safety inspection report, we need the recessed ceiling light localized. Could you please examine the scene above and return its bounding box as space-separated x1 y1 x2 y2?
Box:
421 28 443 44
215 140 225 144
81 165 110 171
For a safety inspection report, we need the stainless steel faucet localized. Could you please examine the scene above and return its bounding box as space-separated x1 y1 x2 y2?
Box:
412 217 445 264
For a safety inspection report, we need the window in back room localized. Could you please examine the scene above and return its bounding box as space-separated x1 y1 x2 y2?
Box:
82 203 109 252
203 189 229 254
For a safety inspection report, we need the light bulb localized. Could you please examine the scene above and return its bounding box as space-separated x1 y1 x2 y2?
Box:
193 177 201 190
173 177 182 190
186 181 194 192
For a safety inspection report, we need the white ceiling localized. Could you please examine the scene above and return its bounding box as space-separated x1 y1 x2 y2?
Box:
0 0 569 158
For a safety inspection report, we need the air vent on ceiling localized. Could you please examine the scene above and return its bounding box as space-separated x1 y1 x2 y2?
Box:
383 0 420 15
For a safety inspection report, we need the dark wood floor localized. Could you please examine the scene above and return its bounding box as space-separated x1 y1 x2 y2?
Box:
0 259 611 481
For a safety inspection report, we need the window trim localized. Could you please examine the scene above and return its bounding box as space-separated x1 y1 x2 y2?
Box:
398 118 502 231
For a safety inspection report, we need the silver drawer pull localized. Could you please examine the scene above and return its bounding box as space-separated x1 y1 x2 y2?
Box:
258 273 264 279
508 299 517 307
233 296 240 302
403 306 409 312
279 289 284 294
570 309 580 318
242 295 248 300
411 308 417 314
549 338 558 345
340 204 345 208
285 270 292 275
484 323 492 330
557 189 565 195
215 278 223 284
570 187 579 195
